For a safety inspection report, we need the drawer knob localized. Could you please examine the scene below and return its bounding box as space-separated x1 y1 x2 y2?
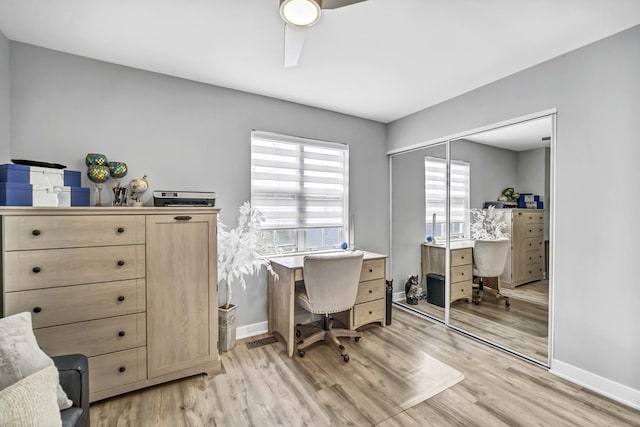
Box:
461 256 465 259
32 266 41 273
174 216 192 221
118 366 126 373
368 289 373 294
32 229 41 236
461 272 464 276
117 227 125 233
117 260 125 267
117 296 126 302
118 331 126 337
368 311 373 315
32 306 42 313
368 269 373 273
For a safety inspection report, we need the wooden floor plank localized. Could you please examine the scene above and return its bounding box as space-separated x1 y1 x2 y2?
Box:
90 308 639 426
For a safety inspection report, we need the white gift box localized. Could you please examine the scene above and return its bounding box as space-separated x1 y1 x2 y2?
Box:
29 166 65 187
32 185 71 207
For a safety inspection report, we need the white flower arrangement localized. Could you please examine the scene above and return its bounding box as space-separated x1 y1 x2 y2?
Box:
470 206 511 240
217 202 277 308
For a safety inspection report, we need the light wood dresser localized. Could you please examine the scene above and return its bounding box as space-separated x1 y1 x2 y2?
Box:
0 207 220 402
421 241 473 304
501 209 545 288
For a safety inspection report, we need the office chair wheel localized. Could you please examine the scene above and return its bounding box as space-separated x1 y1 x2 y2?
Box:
296 329 301 337
474 300 480 305
298 350 305 358
354 337 360 342
342 354 349 362
505 300 511 308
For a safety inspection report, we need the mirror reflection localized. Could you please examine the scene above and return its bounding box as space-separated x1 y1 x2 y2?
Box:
392 142 447 321
447 116 552 364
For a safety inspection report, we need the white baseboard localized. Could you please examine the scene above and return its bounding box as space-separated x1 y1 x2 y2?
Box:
393 291 404 302
550 359 640 410
236 321 268 340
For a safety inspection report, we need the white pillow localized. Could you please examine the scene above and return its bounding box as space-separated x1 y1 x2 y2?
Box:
0 365 62 427
0 312 73 410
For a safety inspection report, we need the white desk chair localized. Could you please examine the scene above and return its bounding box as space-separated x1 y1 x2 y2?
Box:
296 251 364 362
473 239 511 308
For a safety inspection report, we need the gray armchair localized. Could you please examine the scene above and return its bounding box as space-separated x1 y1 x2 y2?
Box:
53 354 90 427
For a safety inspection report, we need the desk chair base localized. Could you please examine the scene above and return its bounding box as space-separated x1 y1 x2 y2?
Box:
473 277 510 309
296 315 362 362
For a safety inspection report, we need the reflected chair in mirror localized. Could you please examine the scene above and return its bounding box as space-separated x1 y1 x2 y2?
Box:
295 251 364 362
472 239 511 308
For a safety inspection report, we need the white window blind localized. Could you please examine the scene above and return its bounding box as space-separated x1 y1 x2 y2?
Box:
251 131 348 232
425 156 470 240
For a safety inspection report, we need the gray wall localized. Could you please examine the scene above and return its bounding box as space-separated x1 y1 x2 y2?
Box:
451 140 518 210
517 147 549 239
388 25 640 393
0 30 9 163
9 42 388 328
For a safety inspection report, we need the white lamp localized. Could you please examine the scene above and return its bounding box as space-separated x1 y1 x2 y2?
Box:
280 0 322 27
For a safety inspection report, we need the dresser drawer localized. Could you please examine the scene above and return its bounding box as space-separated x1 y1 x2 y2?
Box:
4 279 146 328
525 237 544 251
360 259 385 282
89 347 147 393
450 264 471 284
450 281 472 302
3 215 145 251
4 244 145 292
355 278 385 304
524 212 544 224
524 263 543 281
526 250 544 265
525 225 544 238
352 299 385 328
34 313 146 357
451 248 472 267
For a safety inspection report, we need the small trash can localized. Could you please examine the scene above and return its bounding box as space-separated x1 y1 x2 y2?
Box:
385 280 393 325
426 273 445 308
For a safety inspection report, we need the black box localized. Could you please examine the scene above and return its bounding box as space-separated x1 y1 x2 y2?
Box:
426 273 445 307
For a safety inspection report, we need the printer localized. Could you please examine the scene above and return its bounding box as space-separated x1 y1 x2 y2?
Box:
153 191 216 207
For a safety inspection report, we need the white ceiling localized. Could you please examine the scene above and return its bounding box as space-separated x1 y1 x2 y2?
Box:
0 0 639 123
463 116 552 152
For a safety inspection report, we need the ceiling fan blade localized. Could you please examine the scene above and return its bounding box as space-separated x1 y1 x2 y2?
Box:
284 23 307 68
320 0 367 10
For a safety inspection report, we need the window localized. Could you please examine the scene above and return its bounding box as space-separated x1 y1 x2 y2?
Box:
251 131 348 253
425 156 470 241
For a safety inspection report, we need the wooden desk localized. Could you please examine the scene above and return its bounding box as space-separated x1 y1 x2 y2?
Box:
421 241 474 304
268 251 387 357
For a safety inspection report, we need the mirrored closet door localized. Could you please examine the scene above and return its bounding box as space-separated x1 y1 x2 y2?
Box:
390 113 553 366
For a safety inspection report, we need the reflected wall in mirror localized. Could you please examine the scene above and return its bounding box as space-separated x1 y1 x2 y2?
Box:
447 116 552 365
391 142 447 321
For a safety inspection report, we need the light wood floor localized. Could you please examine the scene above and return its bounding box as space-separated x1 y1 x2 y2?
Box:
90 308 640 426
397 280 549 363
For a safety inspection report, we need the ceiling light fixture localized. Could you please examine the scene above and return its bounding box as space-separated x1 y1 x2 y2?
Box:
280 0 322 27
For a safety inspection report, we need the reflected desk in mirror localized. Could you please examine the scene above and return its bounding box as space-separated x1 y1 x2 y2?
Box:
421 241 474 306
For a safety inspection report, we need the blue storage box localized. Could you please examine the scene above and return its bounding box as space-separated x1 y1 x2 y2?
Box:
64 170 82 187
0 164 30 184
71 187 90 206
0 182 33 206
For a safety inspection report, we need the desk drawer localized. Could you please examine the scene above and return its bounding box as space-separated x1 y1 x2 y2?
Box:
360 259 385 282
524 263 543 282
34 313 146 357
4 245 145 292
450 264 471 284
352 299 385 328
450 281 472 302
451 248 472 267
4 215 145 250
524 212 544 224
89 347 147 393
4 279 146 328
355 279 385 304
